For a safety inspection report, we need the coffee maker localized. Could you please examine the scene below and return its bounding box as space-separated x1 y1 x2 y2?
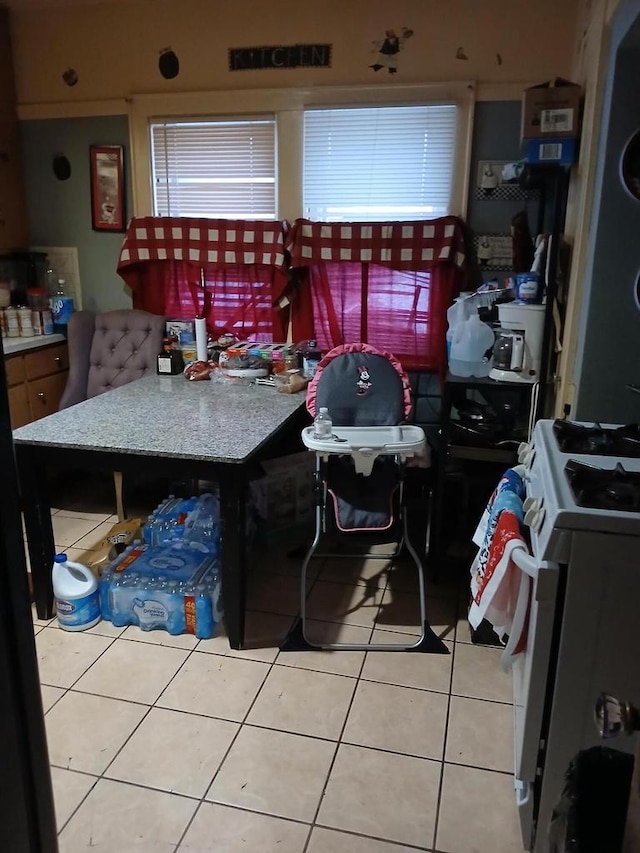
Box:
489 303 545 383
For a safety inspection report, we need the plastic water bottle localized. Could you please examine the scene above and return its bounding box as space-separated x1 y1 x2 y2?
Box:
313 406 333 440
52 554 101 631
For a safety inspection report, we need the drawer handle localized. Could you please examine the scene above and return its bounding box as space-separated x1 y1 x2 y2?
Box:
54 356 62 365
37 392 46 402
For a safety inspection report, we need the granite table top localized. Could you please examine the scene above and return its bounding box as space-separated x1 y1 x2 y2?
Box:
12 373 307 464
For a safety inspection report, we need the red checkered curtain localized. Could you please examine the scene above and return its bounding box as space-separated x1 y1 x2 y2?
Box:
117 217 289 341
286 216 467 372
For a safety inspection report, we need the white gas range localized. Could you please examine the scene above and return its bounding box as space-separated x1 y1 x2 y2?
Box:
510 419 640 851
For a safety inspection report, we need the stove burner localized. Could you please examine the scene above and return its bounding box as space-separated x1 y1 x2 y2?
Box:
565 460 640 512
553 420 640 457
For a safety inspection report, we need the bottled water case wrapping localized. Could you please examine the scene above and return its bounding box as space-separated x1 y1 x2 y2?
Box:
100 541 222 639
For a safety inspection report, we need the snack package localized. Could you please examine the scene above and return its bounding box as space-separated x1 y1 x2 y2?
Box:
84 518 143 575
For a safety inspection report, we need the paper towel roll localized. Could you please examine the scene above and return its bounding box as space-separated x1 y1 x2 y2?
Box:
195 317 208 363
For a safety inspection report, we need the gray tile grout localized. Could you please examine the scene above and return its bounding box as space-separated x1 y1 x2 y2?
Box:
40 514 511 851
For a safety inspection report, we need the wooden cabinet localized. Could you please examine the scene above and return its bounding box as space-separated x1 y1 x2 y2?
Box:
5 341 69 429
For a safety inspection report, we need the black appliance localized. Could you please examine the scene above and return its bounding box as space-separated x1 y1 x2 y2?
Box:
0 251 48 306
0 335 57 850
553 419 640 457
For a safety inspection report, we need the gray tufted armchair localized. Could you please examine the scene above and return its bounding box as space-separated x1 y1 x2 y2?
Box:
59 309 166 519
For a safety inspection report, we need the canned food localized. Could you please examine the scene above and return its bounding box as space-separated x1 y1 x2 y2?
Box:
515 272 543 304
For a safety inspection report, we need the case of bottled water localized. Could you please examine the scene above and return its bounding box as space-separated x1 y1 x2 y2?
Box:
100 541 222 638
100 493 223 639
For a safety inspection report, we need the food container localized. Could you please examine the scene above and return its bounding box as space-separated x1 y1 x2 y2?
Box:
179 344 198 365
18 307 34 337
5 307 19 337
27 288 50 311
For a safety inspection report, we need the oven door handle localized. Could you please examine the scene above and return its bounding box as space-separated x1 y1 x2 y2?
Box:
515 778 531 808
511 546 540 579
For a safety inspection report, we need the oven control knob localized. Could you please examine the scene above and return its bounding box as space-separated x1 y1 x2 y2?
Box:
524 501 544 530
517 442 531 463
533 507 546 532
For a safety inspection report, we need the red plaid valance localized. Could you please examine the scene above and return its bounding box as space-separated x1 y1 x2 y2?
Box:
117 217 287 272
286 215 466 271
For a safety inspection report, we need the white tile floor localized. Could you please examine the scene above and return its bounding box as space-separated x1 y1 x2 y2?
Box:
31 496 523 852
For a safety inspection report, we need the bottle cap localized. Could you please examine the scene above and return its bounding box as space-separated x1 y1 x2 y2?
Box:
54 553 67 563
319 407 329 413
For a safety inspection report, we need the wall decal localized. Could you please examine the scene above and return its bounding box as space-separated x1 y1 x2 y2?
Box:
369 28 413 74
62 68 78 86
229 44 331 71
52 155 71 181
456 47 468 60
159 48 180 80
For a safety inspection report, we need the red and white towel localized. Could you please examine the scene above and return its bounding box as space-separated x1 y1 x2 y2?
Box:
469 507 531 672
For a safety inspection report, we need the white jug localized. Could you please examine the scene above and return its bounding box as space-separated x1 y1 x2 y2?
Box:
52 554 101 631
449 314 495 378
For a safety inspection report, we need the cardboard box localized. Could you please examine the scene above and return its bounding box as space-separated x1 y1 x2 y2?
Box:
523 137 578 167
521 79 582 140
252 451 315 533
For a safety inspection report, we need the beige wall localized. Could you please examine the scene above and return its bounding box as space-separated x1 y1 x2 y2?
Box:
11 0 579 109
554 0 613 415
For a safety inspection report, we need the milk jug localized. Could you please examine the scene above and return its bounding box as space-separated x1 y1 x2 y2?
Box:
448 314 495 378
446 293 472 360
52 554 101 631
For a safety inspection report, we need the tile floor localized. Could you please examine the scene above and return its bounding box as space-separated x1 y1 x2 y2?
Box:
30 486 523 852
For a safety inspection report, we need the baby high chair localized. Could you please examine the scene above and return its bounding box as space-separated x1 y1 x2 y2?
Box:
281 343 449 653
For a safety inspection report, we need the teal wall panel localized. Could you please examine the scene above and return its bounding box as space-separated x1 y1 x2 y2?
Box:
20 115 132 313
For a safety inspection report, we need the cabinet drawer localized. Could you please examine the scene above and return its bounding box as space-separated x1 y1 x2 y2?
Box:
8 383 31 429
28 371 68 421
24 343 68 381
4 354 25 387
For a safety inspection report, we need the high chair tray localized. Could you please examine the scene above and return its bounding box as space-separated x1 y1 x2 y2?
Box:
302 424 427 458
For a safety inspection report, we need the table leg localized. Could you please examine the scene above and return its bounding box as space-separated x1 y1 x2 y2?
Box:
219 467 247 650
15 446 55 620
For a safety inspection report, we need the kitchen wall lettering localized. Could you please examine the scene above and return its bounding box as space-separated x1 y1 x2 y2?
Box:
229 44 332 71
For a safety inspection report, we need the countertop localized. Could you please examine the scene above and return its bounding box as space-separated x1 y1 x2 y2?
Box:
12 373 308 464
2 334 66 356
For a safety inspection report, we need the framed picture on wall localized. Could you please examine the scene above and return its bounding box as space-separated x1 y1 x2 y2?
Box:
90 145 125 232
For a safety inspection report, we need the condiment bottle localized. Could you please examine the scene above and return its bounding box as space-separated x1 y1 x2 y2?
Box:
157 336 184 375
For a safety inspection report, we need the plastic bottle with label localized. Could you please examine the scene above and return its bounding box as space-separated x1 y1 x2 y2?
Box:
50 278 75 334
52 554 101 631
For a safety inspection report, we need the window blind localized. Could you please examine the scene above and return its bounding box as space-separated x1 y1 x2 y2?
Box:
150 116 277 219
303 104 457 222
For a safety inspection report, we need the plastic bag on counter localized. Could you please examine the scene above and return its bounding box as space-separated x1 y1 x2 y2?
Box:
547 746 634 853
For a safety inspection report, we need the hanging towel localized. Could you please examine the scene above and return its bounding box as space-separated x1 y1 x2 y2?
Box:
469 471 531 672
472 464 526 548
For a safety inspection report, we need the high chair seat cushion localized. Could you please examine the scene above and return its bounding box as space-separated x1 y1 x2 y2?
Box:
327 456 399 532
307 343 412 426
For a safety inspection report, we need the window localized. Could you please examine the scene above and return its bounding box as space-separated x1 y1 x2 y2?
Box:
150 116 277 219
303 104 458 221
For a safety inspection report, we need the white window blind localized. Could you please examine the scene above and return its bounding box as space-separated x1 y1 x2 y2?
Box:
150 116 277 219
304 104 457 221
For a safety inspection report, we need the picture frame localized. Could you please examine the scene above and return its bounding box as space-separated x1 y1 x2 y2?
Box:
90 144 125 232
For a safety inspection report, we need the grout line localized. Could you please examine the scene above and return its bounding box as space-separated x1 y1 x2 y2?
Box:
311 821 434 852
301 564 387 853
430 614 458 852
173 616 282 850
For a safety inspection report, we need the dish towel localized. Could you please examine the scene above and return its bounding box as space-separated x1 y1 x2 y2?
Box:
469 466 531 672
